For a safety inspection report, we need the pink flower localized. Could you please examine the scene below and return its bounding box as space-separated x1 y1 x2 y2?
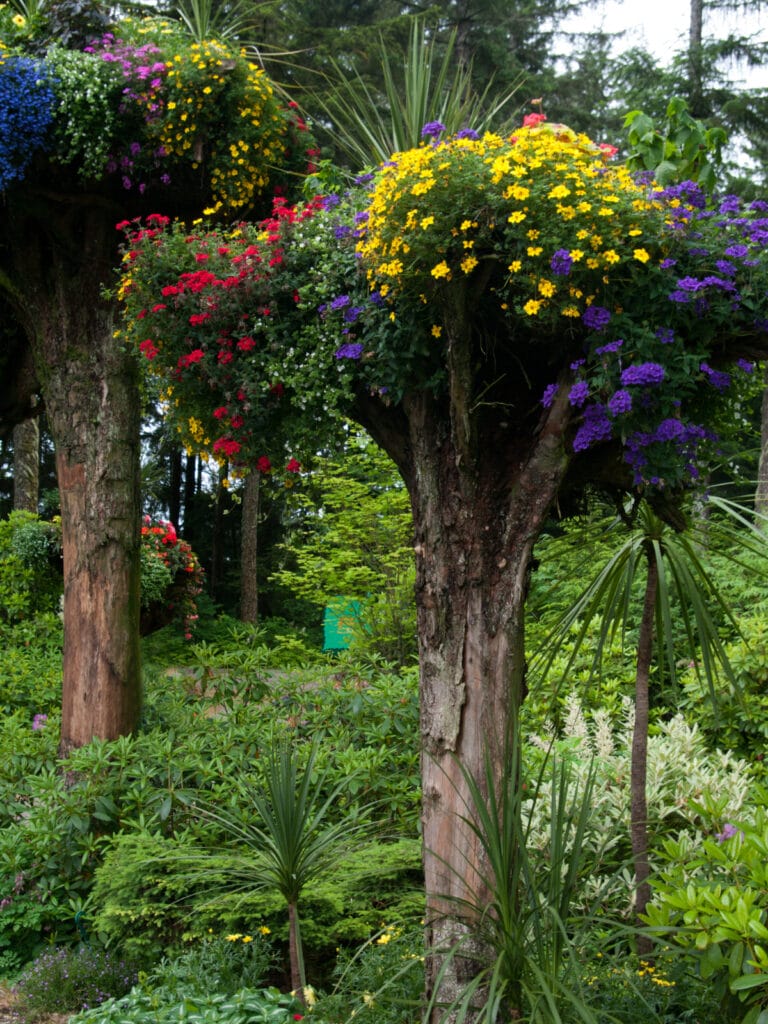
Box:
523 112 546 127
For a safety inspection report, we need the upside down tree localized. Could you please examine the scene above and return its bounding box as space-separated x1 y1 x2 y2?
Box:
120 118 768 1017
0 10 310 752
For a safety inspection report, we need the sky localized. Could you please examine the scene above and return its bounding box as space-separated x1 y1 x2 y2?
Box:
564 0 768 87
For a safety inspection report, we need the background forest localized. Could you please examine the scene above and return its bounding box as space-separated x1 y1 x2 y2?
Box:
2 0 768 1023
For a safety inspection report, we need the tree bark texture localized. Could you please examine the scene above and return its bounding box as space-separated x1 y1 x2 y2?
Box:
13 412 40 513
631 549 658 956
1 187 142 754
240 468 260 623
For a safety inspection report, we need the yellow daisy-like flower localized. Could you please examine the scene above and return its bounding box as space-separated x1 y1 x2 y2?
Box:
259 926 271 935
431 325 442 338
226 933 242 942
561 305 581 317
633 248 650 263
523 299 543 315
508 260 522 273
538 279 556 298
420 215 435 230
527 246 543 257
507 210 526 224
431 261 451 280
377 932 392 945
461 255 479 274
569 249 585 262
603 250 620 264
242 935 253 943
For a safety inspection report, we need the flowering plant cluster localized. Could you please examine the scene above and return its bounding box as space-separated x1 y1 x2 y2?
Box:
118 197 363 480
0 45 56 189
340 119 768 489
0 16 310 213
140 514 204 638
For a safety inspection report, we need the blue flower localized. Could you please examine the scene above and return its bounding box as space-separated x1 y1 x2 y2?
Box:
0 55 57 189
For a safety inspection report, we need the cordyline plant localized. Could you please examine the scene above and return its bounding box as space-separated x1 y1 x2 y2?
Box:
119 116 768 1021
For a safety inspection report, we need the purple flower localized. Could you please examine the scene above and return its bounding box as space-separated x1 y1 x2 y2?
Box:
334 342 364 360
724 244 749 258
421 121 446 139
620 362 665 387
330 294 351 310
736 358 755 373
607 389 632 416
541 383 560 408
719 195 741 214
716 822 742 843
655 327 675 344
569 381 589 407
582 306 611 332
573 404 612 451
32 713 48 731
595 338 624 355
550 249 573 276
700 362 731 392
660 258 677 269
455 127 480 140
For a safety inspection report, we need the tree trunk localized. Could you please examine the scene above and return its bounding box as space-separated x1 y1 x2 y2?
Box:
13 410 40 513
2 188 143 755
755 364 768 522
358 349 572 1020
631 549 658 956
240 469 260 623
688 0 705 117
168 446 183 528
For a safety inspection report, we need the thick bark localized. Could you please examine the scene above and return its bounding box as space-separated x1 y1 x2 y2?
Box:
168 447 183 529
13 412 40 513
2 188 142 754
240 469 260 623
755 365 768 522
631 550 658 956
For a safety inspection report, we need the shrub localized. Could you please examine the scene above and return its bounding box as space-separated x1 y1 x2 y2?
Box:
12 943 138 1019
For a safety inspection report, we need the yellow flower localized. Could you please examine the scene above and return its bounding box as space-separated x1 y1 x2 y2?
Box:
242 935 253 943
538 279 556 297
420 215 435 230
569 249 585 262
376 932 392 944
459 219 477 231
527 246 543 257
431 261 451 280
561 305 581 317
259 925 271 935
507 210 526 224
523 299 543 315
633 248 650 263
508 260 522 273
431 325 442 338
603 250 620 264
461 255 479 274
226 933 242 941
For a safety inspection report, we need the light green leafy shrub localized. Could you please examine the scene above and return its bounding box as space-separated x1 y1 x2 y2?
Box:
645 800 768 1024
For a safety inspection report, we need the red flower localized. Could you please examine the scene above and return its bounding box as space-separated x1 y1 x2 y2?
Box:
189 313 211 326
522 112 546 127
230 415 244 429
285 458 301 473
257 456 271 473
213 437 242 457
213 406 229 419
139 339 159 360
237 336 256 351
152 303 167 313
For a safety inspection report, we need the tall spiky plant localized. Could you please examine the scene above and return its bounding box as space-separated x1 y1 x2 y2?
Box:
309 16 522 171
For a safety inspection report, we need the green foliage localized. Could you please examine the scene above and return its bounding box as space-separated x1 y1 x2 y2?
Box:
645 801 768 1023
0 614 62 715
147 931 276 998
625 98 727 191
273 431 416 667
314 923 425 1024
12 943 138 1020
71 984 302 1024
0 511 61 622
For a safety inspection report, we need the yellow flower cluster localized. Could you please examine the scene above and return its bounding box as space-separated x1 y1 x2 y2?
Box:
356 123 665 326
144 37 285 214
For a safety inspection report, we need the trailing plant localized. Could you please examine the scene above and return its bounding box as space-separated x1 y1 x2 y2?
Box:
70 984 303 1024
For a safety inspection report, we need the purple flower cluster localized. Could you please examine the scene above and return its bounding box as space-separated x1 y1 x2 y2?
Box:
573 404 612 451
620 362 665 387
582 305 612 332
607 389 632 416
568 380 589 407
550 249 573 276
625 420 713 486
32 713 48 731
700 362 731 392
421 121 446 140
335 342 364 360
